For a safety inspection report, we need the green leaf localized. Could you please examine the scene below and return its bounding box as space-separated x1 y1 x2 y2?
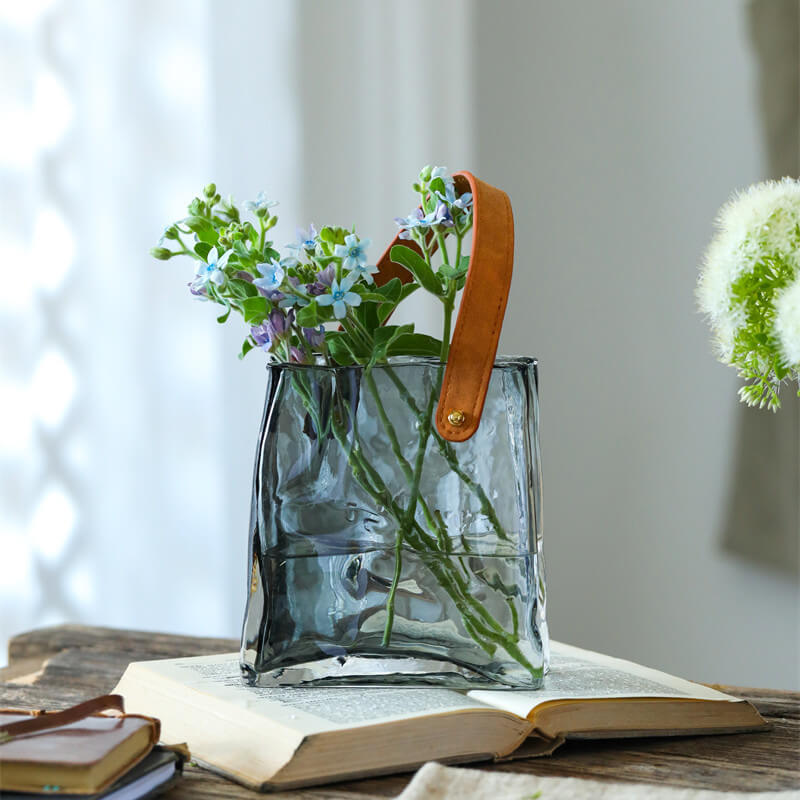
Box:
227 278 257 299
325 331 358 366
194 241 212 260
378 281 419 324
233 240 250 261
354 295 379 333
387 333 443 359
296 301 321 328
376 277 402 304
439 255 469 280
390 245 444 296
216 300 232 324
356 291 390 302
183 216 218 245
429 176 446 197
367 324 414 366
238 338 254 360
398 282 420 302
375 323 413 349
242 296 268 325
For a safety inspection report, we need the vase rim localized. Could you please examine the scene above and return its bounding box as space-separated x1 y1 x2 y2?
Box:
265 355 538 373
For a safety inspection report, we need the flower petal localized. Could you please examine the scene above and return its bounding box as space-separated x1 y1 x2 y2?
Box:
333 300 346 319
316 294 334 306
344 292 361 307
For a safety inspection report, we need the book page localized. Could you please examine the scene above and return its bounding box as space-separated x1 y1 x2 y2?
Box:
136 654 491 736
468 641 740 720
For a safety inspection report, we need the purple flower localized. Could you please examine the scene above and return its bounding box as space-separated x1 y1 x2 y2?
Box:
289 346 307 364
317 265 336 287
305 281 326 296
303 325 325 348
250 323 272 351
267 307 294 339
430 201 454 228
235 270 254 283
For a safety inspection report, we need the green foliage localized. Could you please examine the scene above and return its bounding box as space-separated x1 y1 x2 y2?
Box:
390 245 444 296
727 254 798 409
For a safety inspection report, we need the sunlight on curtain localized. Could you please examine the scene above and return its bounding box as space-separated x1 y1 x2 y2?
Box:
0 0 86 662
0 0 235 662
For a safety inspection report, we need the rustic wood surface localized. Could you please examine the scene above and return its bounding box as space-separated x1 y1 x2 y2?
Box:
1 625 797 797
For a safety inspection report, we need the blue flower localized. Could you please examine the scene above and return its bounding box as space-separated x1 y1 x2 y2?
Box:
244 191 278 215
253 260 285 293
316 274 362 319
334 234 371 270
287 224 318 254
350 262 379 284
191 246 231 293
394 208 427 239
437 181 473 215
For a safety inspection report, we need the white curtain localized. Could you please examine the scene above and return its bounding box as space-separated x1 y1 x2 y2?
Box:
0 0 473 662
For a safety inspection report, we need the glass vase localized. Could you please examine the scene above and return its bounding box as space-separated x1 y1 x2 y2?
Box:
240 356 548 688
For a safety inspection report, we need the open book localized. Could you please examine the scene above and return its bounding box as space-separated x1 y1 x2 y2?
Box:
113 641 766 792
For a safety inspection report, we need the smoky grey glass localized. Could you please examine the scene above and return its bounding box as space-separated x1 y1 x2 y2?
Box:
240 356 548 688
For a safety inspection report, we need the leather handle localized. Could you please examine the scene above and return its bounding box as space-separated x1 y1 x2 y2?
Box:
374 171 514 441
0 695 125 742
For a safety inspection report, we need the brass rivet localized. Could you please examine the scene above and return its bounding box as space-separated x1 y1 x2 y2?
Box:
447 410 466 427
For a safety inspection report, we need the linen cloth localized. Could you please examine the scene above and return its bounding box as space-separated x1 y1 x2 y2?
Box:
395 763 800 800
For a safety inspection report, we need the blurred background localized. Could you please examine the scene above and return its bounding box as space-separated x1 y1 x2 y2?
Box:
1 0 798 688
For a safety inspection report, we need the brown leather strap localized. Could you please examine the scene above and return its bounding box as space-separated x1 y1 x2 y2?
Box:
374 170 514 441
0 694 125 742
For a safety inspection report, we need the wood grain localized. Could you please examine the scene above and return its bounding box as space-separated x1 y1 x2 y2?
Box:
1 625 797 797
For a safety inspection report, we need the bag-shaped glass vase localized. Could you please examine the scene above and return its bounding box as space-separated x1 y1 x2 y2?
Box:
240 356 548 688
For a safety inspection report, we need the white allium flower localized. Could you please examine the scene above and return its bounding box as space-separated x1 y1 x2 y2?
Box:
775 277 800 367
697 177 800 409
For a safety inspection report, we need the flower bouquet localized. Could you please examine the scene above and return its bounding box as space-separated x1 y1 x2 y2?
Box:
153 167 548 688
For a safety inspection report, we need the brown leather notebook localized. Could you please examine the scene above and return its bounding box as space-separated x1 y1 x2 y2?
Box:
0 696 160 794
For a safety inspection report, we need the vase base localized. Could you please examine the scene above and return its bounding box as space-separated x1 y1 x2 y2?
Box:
240 653 544 689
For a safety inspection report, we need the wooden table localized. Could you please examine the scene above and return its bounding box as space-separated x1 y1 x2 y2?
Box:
1 625 798 797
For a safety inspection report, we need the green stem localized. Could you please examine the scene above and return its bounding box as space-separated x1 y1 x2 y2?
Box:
383 368 510 543
364 372 448 548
